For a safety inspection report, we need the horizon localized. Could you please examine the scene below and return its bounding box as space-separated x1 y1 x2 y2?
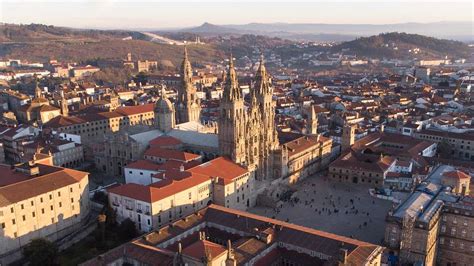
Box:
1 1 472 30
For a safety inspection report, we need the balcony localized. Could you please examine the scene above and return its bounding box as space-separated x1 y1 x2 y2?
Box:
136 209 143 213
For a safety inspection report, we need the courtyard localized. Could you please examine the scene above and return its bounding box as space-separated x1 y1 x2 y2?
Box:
250 174 405 245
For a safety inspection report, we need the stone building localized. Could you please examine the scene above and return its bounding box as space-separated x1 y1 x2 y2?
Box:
17 81 61 125
107 157 253 232
0 155 90 265
384 164 472 266
82 205 384 266
277 133 333 184
218 55 280 181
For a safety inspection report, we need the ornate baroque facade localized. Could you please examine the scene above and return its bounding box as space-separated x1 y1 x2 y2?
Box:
218 56 280 180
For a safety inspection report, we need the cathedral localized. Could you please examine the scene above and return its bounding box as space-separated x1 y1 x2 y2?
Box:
155 48 280 181
218 55 280 180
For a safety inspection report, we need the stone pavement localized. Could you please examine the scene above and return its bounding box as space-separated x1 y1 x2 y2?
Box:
250 174 403 244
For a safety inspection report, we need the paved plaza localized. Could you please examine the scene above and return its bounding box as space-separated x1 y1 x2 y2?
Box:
250 174 401 244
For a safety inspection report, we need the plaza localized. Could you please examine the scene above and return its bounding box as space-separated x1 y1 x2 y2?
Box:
250 174 404 244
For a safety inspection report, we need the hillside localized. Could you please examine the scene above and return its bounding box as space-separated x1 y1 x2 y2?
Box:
332 32 471 59
0 24 223 66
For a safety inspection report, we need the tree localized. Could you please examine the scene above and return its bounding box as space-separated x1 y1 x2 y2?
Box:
117 218 138 241
23 238 58 266
437 139 452 159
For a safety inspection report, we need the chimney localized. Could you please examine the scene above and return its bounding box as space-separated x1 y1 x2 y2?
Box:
339 248 348 264
179 165 184 172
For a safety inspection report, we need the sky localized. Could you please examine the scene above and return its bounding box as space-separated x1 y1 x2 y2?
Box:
1 0 472 30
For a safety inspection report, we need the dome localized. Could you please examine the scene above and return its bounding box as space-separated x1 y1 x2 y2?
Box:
155 96 174 113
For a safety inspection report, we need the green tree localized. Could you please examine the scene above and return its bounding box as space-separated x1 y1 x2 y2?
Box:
437 139 452 159
117 218 138 241
22 238 58 266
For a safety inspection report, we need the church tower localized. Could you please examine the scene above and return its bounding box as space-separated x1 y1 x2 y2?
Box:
176 46 201 124
306 106 318 135
245 80 261 171
341 123 356 152
155 87 176 132
218 56 246 164
254 55 279 179
60 89 68 116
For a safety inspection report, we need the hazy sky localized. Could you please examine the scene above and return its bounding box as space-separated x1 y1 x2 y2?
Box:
1 0 472 29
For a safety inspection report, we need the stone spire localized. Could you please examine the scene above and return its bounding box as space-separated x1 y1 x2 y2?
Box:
34 78 42 99
181 45 193 84
223 55 242 102
176 46 201 123
254 54 269 95
60 89 68 116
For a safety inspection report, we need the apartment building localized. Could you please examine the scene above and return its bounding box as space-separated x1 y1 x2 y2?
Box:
107 157 253 232
0 155 90 264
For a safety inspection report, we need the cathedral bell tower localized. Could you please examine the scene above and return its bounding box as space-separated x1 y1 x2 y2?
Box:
176 46 201 124
218 55 246 164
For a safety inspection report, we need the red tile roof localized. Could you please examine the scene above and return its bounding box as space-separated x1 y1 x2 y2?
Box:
149 136 182 148
443 170 471 180
144 147 201 162
182 240 226 260
189 157 248 185
125 160 162 172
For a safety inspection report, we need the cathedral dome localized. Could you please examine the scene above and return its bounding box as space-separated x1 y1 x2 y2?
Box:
155 94 174 114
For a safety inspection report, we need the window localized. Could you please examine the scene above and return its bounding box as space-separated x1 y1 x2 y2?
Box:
71 198 74 203
21 204 24 210
32 212 35 218
10 207 13 213
41 208 45 214
50 205 53 211
40 197 43 203
70 187 73 193
31 201 34 206
49 194 52 200
188 192 192 200
22 215 25 221
58 192 61 197
59 202 62 208
12 219 15 225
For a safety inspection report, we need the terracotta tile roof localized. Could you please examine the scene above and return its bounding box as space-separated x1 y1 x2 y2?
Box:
115 103 154 116
144 147 201 162
443 170 471 180
43 104 154 128
182 240 226 261
189 157 248 185
108 170 210 203
0 164 88 207
80 241 174 266
149 135 183 147
125 160 162 172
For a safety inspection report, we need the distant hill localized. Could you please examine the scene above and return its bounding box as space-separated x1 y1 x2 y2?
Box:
332 32 471 59
177 21 473 42
0 24 223 66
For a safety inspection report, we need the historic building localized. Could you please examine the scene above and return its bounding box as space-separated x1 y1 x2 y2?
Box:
176 47 201 124
17 81 61 125
384 164 472 266
82 204 384 266
0 154 90 265
218 56 280 180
